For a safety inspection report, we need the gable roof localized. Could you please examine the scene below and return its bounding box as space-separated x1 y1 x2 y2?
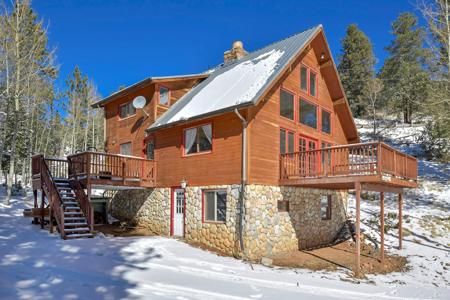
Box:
92 73 208 108
149 25 322 131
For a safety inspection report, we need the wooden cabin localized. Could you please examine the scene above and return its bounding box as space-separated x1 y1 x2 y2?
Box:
31 25 417 274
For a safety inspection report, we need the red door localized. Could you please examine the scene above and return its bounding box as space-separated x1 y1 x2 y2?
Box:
299 136 318 176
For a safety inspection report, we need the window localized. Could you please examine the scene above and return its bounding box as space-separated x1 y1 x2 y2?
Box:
146 139 154 160
184 124 212 155
299 99 317 129
300 66 308 91
120 142 132 156
320 195 332 220
310 71 317 97
277 200 289 212
204 190 227 222
159 86 170 105
119 102 136 119
300 65 318 97
280 89 294 120
280 129 295 154
322 110 331 134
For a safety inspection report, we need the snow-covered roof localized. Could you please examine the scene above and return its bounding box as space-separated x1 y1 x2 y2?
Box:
149 25 322 131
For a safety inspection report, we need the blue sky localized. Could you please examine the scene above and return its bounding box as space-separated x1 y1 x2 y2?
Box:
32 0 419 98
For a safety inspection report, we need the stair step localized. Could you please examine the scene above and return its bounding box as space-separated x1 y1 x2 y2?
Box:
63 201 78 206
64 211 83 216
65 222 88 227
64 217 85 221
57 187 72 191
65 233 94 239
65 227 90 233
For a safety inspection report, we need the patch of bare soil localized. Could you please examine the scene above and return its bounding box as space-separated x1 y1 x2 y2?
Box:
95 223 156 237
272 240 407 275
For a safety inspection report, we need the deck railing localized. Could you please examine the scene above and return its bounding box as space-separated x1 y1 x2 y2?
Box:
280 142 418 182
67 151 156 187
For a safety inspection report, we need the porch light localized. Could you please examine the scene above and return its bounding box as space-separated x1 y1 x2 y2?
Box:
180 178 187 189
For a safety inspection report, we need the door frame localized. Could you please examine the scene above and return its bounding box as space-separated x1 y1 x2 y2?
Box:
170 186 186 237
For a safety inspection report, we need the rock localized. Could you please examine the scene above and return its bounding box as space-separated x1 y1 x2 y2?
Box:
261 257 273 267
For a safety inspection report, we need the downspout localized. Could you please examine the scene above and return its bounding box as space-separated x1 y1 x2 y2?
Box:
234 108 247 253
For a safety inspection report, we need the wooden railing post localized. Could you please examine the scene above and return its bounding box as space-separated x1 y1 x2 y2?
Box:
377 143 382 177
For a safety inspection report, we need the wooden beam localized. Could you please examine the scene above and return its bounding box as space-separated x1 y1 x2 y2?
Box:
362 183 403 194
398 192 403 250
302 44 311 54
320 59 333 69
332 97 346 105
380 192 385 262
355 182 361 276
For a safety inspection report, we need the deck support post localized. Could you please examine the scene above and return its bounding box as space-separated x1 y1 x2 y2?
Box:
354 181 361 276
398 192 403 250
87 184 94 232
40 191 45 229
380 192 385 262
33 190 38 224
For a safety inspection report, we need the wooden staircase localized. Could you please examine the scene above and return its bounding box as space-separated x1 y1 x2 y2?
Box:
54 178 93 239
31 155 94 239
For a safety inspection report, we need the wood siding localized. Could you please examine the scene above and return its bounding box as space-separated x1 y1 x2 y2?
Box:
247 41 349 186
154 112 243 187
104 79 201 158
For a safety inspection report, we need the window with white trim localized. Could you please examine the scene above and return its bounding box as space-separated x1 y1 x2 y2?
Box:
204 190 227 222
120 142 132 156
119 102 136 119
184 124 212 155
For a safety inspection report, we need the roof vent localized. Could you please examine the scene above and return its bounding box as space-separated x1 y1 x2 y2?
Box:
224 40 248 63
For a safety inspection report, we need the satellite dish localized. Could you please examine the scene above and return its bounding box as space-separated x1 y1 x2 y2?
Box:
132 96 146 109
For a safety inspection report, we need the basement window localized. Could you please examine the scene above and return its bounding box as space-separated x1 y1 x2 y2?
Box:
203 190 227 222
320 195 332 220
277 200 290 212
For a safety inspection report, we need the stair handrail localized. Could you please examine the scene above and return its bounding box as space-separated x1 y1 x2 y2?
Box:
67 156 94 231
40 157 65 238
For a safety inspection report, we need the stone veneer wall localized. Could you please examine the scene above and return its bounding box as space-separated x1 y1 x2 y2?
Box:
243 185 348 260
184 185 240 256
110 188 171 235
110 184 348 261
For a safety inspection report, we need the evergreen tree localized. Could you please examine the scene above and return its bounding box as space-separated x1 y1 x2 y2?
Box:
379 12 430 124
338 24 376 117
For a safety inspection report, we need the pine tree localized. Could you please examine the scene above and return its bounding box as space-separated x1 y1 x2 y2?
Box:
379 12 430 124
338 24 376 117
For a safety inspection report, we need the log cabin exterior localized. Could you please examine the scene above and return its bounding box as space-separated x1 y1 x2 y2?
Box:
31 25 417 273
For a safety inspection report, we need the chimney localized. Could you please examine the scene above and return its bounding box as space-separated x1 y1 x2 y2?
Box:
224 41 248 63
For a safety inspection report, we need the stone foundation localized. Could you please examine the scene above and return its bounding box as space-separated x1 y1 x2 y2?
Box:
110 184 348 261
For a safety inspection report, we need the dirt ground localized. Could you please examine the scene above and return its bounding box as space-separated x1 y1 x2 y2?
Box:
272 240 407 275
95 224 156 237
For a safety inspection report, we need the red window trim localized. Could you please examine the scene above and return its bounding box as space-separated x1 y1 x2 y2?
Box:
118 101 136 121
300 64 319 99
182 122 213 157
158 84 171 106
280 127 296 154
298 134 318 151
298 97 319 130
279 87 297 123
320 108 333 135
202 189 227 224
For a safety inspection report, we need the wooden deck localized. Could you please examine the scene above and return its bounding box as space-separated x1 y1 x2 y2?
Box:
279 142 418 190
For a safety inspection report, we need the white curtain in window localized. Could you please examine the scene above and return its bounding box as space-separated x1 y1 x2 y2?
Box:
202 124 212 144
185 128 197 152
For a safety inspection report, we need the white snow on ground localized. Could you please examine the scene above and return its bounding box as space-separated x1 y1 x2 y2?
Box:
0 189 449 299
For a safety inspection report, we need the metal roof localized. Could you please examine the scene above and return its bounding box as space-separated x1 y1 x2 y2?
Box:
149 25 322 131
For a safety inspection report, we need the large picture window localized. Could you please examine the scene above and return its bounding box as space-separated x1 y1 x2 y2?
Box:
280 89 294 120
299 99 317 129
322 110 331 134
280 129 295 154
184 124 212 155
204 190 227 222
119 102 136 119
